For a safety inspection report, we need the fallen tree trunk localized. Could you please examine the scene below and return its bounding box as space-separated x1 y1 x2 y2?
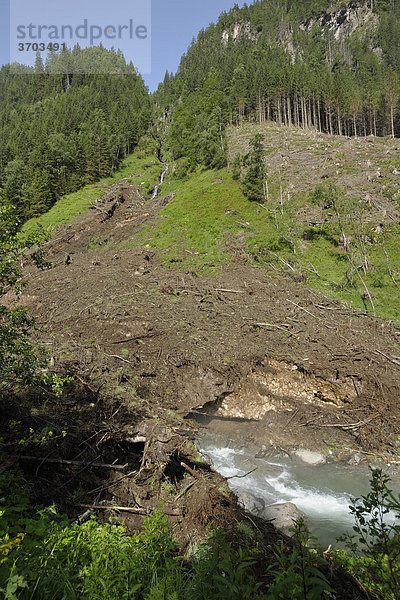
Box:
16 456 127 471
75 503 180 516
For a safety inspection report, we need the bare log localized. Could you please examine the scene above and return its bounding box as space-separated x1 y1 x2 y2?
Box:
313 413 380 431
75 503 180 516
287 299 319 319
215 288 246 294
181 462 204 480
16 456 127 471
373 349 400 367
71 510 92 527
104 353 132 364
174 480 196 501
180 462 231 500
226 467 257 480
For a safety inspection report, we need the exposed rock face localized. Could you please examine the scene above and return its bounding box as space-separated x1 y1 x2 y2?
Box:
222 22 258 44
221 4 379 63
261 502 306 536
305 4 378 41
214 359 358 421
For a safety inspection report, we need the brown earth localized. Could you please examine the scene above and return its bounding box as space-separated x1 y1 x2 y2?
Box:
18 179 400 460
228 122 400 224
3 174 400 598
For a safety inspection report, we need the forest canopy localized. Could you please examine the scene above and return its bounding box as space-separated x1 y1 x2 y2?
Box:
155 0 400 168
0 46 150 222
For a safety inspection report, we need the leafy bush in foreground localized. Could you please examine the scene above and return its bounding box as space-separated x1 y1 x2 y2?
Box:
0 492 337 600
0 201 44 393
335 468 400 600
2 468 400 599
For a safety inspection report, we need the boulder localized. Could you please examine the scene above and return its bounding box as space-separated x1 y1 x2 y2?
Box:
255 464 284 480
294 449 326 466
236 491 265 516
261 502 306 536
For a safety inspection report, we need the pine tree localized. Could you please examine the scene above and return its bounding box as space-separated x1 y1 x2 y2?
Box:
384 66 399 137
155 0 400 142
242 134 266 202
0 46 150 222
34 51 44 74
231 154 242 180
198 107 227 169
4 159 29 220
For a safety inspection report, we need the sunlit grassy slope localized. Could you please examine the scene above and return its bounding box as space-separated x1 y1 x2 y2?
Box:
24 124 400 322
138 124 400 322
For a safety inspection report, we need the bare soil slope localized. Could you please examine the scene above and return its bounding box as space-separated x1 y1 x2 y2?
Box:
19 174 400 462
228 123 400 223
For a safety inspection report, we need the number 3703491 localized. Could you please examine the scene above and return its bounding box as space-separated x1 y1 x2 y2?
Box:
18 43 68 52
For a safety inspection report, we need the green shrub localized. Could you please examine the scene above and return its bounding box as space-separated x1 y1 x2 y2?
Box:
267 519 333 600
335 468 400 600
187 529 263 600
231 154 242 181
3 468 399 599
242 134 266 203
2 508 182 600
0 201 47 392
137 135 159 159
174 157 191 179
308 183 342 208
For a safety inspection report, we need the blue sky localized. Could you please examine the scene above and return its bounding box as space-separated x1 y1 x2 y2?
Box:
0 0 248 91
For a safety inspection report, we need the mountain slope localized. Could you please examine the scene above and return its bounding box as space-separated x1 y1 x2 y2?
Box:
155 0 400 174
0 46 150 221
2 3 400 597
138 121 400 321
18 139 400 460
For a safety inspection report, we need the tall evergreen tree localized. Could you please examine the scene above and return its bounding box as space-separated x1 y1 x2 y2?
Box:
0 46 150 221
155 0 400 151
242 134 266 202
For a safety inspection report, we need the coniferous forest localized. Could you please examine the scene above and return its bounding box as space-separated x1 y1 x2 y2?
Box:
0 46 150 221
3 1 400 220
156 0 400 169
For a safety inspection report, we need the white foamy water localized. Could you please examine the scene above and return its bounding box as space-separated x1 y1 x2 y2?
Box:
270 473 353 522
150 164 169 200
199 437 399 546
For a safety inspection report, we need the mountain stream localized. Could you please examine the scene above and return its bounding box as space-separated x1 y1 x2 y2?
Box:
198 427 400 547
151 163 169 200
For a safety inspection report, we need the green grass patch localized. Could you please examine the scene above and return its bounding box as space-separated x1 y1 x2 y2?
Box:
18 128 400 322
133 167 271 273
140 164 400 321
